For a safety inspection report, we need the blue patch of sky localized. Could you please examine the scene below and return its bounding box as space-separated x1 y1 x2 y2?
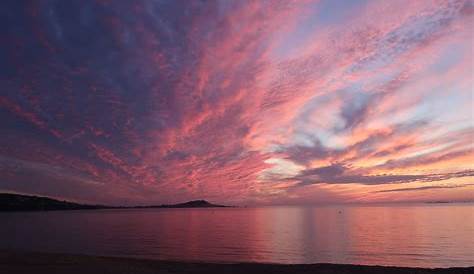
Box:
271 0 369 59
429 43 465 74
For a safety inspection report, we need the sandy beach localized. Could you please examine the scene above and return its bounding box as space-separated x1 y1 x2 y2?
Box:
0 251 472 274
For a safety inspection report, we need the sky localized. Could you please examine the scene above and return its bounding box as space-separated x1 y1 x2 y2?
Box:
0 0 473 205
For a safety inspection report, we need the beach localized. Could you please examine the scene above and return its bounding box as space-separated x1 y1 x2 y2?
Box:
0 251 472 274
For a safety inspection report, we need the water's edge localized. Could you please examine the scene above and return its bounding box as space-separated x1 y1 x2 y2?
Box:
0 250 473 274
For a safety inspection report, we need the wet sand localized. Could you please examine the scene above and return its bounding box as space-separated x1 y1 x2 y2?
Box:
0 251 472 274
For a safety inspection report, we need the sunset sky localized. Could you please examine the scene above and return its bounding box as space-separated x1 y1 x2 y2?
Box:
0 0 473 205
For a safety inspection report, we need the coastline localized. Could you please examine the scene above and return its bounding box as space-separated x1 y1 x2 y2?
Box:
0 251 472 274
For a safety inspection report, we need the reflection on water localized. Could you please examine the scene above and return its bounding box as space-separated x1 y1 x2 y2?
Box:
1 204 473 267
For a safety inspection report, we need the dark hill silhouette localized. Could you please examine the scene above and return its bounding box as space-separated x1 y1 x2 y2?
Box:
0 193 107 211
0 193 229 211
134 200 228 208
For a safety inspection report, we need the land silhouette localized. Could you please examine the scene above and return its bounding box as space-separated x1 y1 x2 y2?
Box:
0 193 228 211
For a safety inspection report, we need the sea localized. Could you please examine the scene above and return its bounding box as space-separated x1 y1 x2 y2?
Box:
1 203 473 267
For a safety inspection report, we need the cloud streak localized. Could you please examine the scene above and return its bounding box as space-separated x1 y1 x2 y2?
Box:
292 164 474 186
373 183 474 193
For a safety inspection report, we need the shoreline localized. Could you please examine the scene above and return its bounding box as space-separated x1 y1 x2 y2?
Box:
0 251 472 274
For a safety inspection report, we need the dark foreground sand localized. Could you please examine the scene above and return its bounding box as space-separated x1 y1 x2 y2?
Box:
0 251 472 274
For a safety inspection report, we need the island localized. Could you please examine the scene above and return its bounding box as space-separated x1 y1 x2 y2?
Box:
131 200 228 208
0 193 229 212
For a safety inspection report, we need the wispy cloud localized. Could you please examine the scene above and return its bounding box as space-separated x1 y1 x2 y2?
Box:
291 164 474 186
0 0 472 204
374 183 474 193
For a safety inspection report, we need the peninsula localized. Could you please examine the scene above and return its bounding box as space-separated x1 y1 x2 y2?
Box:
0 193 229 212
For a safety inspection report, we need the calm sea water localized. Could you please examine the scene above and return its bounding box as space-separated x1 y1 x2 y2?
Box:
1 204 473 267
